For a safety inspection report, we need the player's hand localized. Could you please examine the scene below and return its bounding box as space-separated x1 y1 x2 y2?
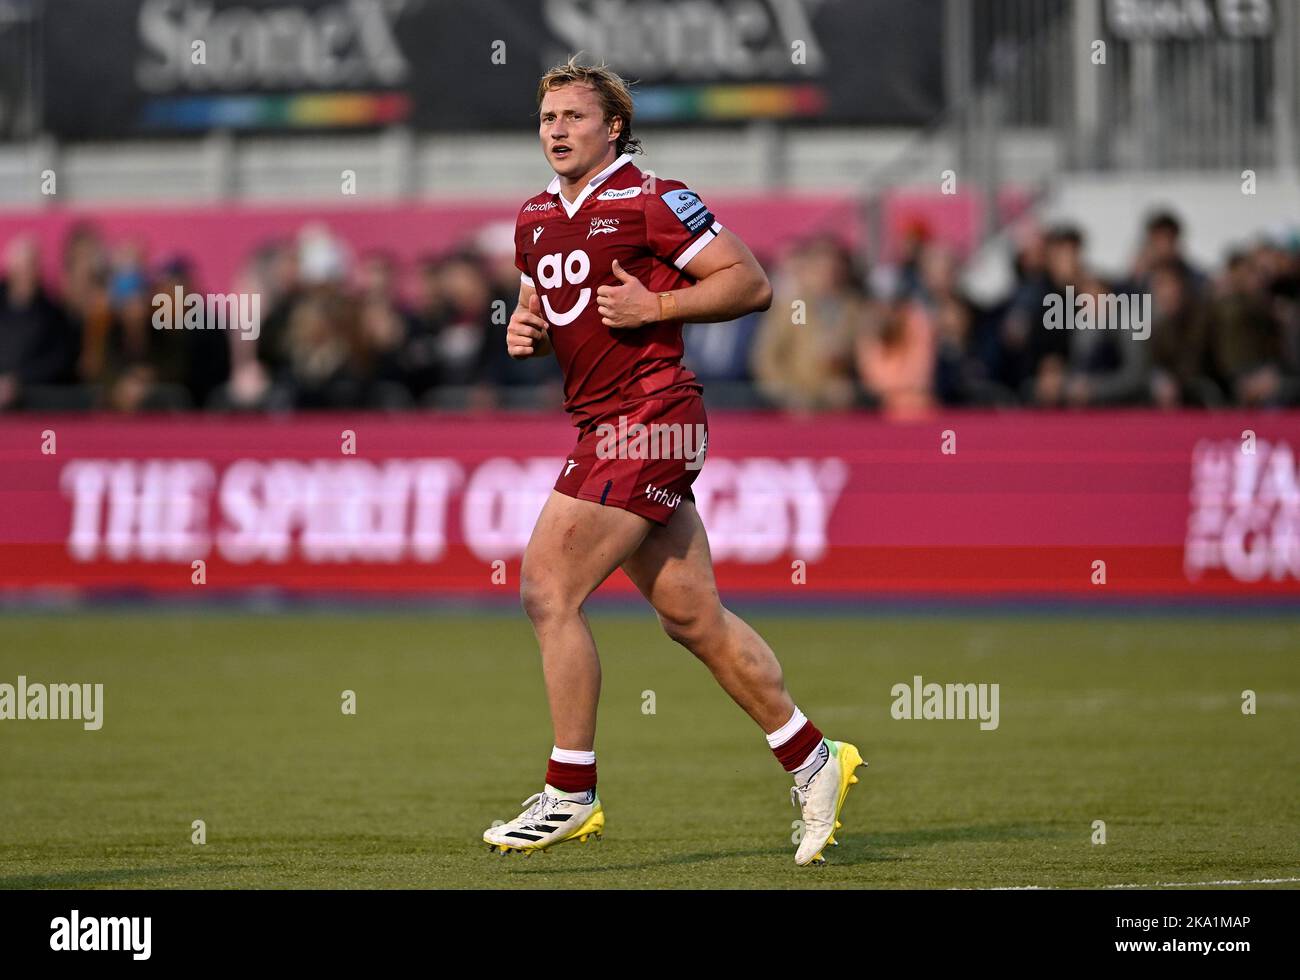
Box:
597 260 658 329
507 295 552 359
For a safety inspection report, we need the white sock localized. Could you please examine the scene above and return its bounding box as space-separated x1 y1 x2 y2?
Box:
793 740 829 787
765 707 808 749
550 746 595 765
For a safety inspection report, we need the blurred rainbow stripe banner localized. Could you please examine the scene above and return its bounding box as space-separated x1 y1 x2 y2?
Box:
140 91 412 130
141 84 827 130
635 83 827 121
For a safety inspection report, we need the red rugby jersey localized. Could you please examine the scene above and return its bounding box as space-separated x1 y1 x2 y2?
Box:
513 153 720 427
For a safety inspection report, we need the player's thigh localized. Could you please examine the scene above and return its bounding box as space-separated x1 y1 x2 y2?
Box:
621 500 726 643
520 490 652 614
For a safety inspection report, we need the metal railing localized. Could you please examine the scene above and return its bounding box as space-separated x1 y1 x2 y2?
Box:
853 0 1074 260
950 0 1298 173
0 0 37 141
849 0 1300 263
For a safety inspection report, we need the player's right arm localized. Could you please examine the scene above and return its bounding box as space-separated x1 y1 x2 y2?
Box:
506 281 553 359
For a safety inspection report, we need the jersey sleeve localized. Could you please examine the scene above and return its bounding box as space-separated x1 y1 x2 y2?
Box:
644 181 723 272
514 210 535 287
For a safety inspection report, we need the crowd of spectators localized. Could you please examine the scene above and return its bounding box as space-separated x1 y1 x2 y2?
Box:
2 210 1297 415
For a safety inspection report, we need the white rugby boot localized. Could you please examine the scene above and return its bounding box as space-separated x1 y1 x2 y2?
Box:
791 740 866 866
483 786 605 856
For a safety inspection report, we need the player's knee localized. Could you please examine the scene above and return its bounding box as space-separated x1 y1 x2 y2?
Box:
518 576 550 624
519 574 577 626
658 606 721 651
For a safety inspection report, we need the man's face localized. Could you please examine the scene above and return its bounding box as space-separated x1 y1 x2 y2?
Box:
1046 240 1081 284
359 256 394 297
4 236 39 286
1148 228 1179 263
539 82 618 180
1151 267 1185 315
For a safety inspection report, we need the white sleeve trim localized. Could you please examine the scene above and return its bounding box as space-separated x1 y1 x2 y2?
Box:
520 272 535 286
673 223 723 270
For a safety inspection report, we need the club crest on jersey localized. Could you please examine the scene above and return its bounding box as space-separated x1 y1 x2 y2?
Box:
660 188 713 235
587 217 619 239
596 186 642 201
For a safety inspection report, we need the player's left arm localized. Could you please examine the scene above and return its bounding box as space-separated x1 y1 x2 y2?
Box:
597 229 772 329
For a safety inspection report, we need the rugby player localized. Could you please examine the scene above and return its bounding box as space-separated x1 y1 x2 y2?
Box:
482 57 863 866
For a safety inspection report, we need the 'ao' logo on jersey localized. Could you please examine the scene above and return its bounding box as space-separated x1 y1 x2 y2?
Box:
537 249 591 326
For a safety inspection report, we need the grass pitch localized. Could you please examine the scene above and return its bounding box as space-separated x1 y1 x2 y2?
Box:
1 610 1297 889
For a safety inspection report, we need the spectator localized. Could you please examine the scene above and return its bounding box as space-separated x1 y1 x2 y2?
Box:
79 243 211 412
684 311 762 385
162 255 229 409
1128 209 1205 296
752 236 872 412
354 250 415 404
282 286 365 409
402 256 449 399
1147 258 1218 407
908 242 1008 406
61 222 112 341
246 239 303 378
683 248 766 403
216 246 288 411
4 207 1297 414
419 250 496 407
476 221 563 405
0 236 79 410
1010 225 1087 406
857 298 936 417
1061 275 1151 407
1211 251 1298 406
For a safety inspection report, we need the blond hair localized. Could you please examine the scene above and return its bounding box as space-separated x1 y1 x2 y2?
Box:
536 55 642 156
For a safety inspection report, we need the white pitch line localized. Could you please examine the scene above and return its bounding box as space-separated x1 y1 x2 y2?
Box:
959 877 1300 890
1102 878 1300 889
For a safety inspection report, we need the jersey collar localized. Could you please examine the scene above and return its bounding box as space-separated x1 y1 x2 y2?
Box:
547 153 635 219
